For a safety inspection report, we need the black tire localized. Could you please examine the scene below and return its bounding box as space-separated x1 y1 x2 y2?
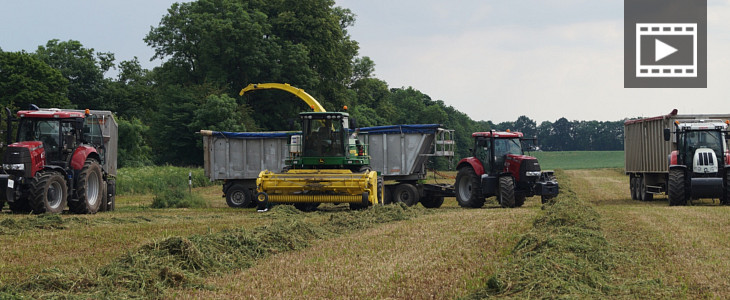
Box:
515 194 526 207
8 199 31 213
498 176 515 208
69 159 103 214
377 177 384 205
723 170 730 205
420 196 444 208
0 200 5 212
630 177 637 200
641 177 653 201
393 184 419 207
29 171 68 214
668 169 687 206
225 184 252 208
455 167 485 208
294 202 320 212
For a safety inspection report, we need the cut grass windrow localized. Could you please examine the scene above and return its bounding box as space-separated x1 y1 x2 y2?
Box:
466 170 615 298
0 203 427 299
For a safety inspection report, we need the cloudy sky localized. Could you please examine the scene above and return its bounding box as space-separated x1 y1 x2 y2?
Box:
1 0 728 123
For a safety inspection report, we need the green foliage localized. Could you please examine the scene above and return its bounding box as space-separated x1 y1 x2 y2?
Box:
151 187 207 209
35 39 113 109
191 94 253 132
530 151 624 170
117 118 152 168
116 166 213 195
0 51 70 110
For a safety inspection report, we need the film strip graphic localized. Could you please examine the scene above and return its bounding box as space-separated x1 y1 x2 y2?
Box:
635 23 697 78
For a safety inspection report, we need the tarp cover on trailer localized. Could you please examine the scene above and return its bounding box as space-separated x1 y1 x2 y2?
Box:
358 124 442 134
211 131 298 139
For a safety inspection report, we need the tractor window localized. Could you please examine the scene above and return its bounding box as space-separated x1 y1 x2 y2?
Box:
475 138 491 173
17 119 62 161
84 115 104 147
494 138 523 169
303 118 345 157
680 130 725 165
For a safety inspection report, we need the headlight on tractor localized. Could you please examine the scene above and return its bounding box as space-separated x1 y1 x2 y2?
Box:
525 171 541 177
3 164 24 171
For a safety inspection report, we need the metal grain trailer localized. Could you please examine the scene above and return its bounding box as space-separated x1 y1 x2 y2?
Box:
624 109 730 204
201 130 295 208
358 124 455 208
201 124 455 208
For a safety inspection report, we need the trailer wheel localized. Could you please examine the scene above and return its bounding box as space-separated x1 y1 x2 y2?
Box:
225 184 251 208
393 184 419 207
28 171 67 214
640 177 653 201
420 196 444 208
668 169 687 206
515 194 526 207
455 167 485 208
630 177 637 200
69 159 103 214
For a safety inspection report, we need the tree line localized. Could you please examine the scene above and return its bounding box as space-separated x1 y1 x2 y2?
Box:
0 0 625 168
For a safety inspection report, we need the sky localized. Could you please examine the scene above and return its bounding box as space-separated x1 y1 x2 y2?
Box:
1 0 729 123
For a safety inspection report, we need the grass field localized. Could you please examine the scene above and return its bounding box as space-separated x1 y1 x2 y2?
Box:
4 156 730 298
530 150 624 170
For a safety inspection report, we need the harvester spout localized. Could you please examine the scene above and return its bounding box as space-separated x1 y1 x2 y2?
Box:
239 83 326 112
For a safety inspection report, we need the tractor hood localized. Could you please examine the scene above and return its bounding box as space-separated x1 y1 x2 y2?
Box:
693 148 718 174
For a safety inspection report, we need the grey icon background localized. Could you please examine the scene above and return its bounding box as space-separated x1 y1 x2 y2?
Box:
624 0 706 88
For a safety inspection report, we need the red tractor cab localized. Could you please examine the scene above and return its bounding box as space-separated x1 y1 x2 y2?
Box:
455 130 559 208
0 107 117 214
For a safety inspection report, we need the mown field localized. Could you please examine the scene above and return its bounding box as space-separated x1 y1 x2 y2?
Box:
2 152 730 299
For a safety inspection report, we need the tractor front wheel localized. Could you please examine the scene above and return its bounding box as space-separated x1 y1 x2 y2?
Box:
498 176 516 208
455 167 485 208
69 159 103 214
29 171 68 214
668 169 687 206
515 194 526 207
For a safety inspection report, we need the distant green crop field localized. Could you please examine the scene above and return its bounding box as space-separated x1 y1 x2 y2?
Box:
529 151 624 170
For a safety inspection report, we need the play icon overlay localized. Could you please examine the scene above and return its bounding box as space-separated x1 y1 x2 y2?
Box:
624 0 706 88
635 23 696 77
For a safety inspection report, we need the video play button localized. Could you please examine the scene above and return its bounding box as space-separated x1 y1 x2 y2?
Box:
655 39 677 62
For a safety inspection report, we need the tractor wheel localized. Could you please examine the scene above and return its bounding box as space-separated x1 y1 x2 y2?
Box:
29 171 68 214
498 176 516 208
225 184 252 208
294 202 320 212
8 199 31 213
455 167 485 208
0 200 4 212
393 184 419 207
69 159 103 214
668 169 687 206
421 196 444 208
515 194 526 207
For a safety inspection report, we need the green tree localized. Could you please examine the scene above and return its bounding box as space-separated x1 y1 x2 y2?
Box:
117 117 152 167
35 39 114 109
0 51 70 110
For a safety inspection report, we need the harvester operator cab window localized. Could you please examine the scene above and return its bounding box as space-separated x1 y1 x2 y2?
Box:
304 118 345 157
475 138 492 173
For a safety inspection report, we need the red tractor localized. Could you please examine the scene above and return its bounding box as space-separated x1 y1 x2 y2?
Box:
0 107 117 214
455 130 559 208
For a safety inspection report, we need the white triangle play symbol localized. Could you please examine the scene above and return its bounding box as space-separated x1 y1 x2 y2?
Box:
655 39 677 62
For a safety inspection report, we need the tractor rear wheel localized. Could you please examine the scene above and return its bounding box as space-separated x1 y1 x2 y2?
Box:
455 167 485 208
668 169 687 206
498 176 516 208
69 159 103 214
515 194 526 207
29 171 68 214
420 196 444 208
393 184 419 207
226 184 251 208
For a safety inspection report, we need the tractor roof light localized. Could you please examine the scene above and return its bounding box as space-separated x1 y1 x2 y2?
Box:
343 105 348 111
725 120 729 125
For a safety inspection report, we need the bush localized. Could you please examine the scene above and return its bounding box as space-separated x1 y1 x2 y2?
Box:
151 187 207 209
117 166 214 195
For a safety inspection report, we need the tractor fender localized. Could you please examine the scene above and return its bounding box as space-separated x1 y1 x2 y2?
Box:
669 150 680 165
457 157 484 176
70 146 100 171
41 165 67 177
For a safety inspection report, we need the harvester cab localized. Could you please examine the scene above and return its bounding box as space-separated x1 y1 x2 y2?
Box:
0 107 117 214
664 119 730 205
455 130 559 209
239 83 382 211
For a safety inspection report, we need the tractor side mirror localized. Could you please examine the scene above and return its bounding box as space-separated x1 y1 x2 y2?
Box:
663 128 671 141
